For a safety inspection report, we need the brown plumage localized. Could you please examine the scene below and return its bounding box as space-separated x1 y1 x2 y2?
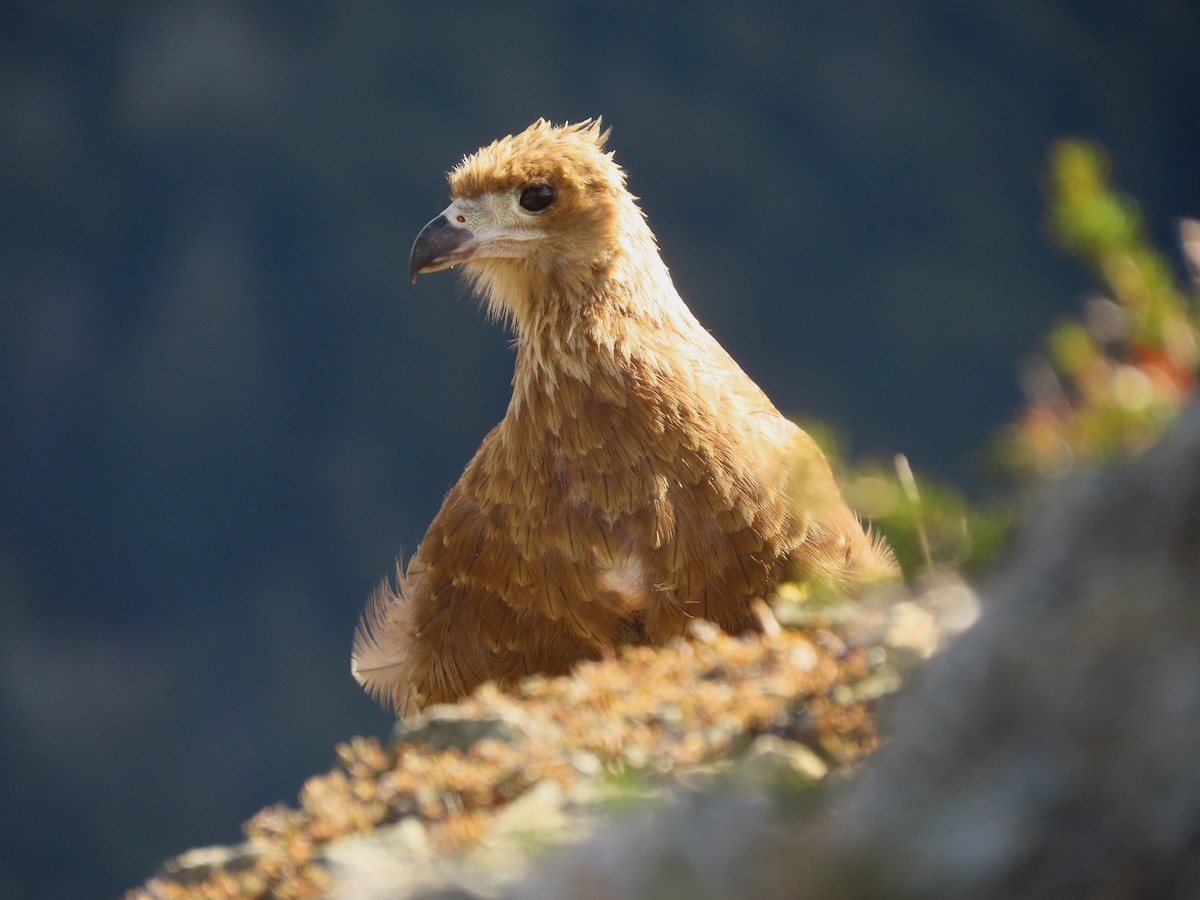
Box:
352 119 896 716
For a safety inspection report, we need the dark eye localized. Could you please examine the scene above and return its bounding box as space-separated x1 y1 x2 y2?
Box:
519 182 557 212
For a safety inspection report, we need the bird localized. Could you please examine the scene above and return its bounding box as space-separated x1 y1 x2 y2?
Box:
352 119 896 716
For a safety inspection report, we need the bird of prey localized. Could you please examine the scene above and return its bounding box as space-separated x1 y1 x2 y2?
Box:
353 119 896 716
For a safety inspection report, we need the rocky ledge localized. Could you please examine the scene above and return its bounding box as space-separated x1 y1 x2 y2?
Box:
128 572 974 899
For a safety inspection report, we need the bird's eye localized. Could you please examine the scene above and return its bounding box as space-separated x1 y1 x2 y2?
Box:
518 182 557 213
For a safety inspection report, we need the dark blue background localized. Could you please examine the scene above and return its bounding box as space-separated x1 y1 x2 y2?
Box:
2 3 1197 896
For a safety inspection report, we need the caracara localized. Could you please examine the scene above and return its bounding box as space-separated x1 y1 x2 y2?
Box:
353 119 896 716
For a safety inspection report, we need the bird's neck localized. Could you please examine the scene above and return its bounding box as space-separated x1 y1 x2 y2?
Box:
505 246 704 419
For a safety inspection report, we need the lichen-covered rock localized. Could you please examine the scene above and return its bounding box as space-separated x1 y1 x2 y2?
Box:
130 592 951 900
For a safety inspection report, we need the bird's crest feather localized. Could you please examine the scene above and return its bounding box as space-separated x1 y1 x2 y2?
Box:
448 118 622 200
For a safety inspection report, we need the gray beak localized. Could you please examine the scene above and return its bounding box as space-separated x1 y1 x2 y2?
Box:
409 214 475 283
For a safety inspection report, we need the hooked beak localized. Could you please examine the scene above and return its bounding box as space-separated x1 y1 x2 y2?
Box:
409 214 475 283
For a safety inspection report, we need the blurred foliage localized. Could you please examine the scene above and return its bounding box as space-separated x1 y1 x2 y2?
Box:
844 459 1011 579
996 140 1200 477
830 140 1200 579
798 421 1012 579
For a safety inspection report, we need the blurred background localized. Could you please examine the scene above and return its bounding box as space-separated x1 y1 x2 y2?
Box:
1 2 1198 896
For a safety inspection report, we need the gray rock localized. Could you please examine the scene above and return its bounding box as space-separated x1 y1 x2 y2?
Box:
392 705 532 754
155 843 259 886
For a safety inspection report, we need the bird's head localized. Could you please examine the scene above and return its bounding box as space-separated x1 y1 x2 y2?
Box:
410 119 651 330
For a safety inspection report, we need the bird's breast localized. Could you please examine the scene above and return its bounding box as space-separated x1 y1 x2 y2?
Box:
594 550 653 614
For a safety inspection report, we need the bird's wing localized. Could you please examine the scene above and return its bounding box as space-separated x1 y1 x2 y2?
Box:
351 425 618 715
770 420 898 585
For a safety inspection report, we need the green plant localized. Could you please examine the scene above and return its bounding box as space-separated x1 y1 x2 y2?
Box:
996 140 1200 477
